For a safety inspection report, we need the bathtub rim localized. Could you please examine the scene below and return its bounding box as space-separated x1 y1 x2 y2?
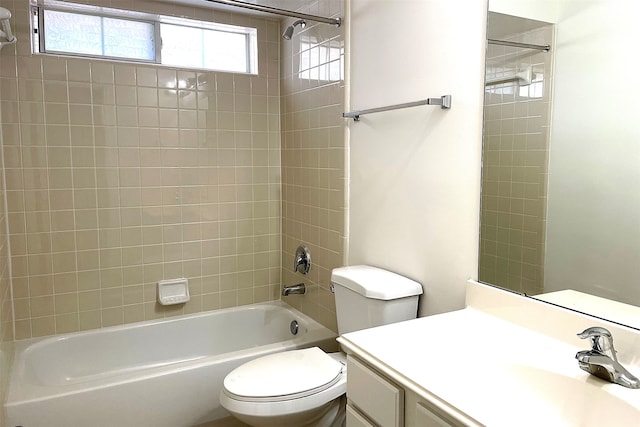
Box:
6 301 338 406
13 300 322 347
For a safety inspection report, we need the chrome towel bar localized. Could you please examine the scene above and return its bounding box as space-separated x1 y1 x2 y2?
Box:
343 95 451 121
488 38 550 52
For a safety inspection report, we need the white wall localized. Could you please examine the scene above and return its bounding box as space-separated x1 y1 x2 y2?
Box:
544 1 640 305
346 0 487 316
489 0 558 23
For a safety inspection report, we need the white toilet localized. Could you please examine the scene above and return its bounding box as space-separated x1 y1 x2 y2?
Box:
220 265 423 427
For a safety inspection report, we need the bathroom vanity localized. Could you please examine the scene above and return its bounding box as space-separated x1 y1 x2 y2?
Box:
337 281 640 427
344 354 461 426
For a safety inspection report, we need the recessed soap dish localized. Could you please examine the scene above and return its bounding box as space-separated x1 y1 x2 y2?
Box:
158 278 190 305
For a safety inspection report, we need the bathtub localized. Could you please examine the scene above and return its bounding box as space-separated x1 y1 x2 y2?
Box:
5 302 338 427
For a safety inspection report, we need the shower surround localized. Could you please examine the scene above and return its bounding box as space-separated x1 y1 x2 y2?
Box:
0 0 345 341
1 0 282 340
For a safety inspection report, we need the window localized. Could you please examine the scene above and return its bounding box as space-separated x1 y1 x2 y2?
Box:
41 10 156 61
298 36 344 82
518 71 544 99
160 20 252 73
32 1 258 74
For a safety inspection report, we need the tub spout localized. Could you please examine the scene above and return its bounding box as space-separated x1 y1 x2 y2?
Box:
282 283 305 296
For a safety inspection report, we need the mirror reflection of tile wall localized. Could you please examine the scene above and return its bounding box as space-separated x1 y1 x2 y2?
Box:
480 22 554 296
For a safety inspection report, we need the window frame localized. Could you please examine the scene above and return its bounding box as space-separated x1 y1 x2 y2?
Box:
31 1 258 75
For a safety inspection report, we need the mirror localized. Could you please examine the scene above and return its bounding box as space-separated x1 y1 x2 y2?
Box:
480 1 640 328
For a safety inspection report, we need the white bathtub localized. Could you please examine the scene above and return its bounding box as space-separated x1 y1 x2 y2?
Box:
5 302 338 427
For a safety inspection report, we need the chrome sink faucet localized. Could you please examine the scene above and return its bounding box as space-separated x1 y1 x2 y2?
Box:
576 327 640 389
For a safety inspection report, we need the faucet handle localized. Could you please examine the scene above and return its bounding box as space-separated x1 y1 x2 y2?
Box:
578 326 612 340
577 327 617 361
294 245 311 275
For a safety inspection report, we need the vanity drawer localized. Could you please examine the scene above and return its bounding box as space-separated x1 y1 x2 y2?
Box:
415 402 455 427
346 404 376 427
347 355 404 427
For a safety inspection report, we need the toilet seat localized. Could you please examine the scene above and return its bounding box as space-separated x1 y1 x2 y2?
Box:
220 348 347 418
224 347 345 401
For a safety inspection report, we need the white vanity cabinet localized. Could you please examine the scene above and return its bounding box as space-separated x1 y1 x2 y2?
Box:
345 355 458 427
407 393 457 427
346 355 403 426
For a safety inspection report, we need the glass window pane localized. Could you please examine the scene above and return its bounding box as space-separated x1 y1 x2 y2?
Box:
44 10 102 55
43 10 155 61
203 30 248 73
103 17 155 60
39 6 257 75
160 24 204 69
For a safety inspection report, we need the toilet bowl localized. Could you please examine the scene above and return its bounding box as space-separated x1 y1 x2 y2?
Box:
220 348 347 427
220 265 423 427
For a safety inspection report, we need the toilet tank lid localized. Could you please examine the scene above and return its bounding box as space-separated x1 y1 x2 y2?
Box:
331 265 423 300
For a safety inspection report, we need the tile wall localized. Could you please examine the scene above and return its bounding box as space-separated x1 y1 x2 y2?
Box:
0 0 283 339
279 0 345 332
480 24 554 296
0 71 13 427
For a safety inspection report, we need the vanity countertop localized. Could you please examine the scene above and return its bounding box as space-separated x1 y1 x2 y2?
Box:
337 282 640 426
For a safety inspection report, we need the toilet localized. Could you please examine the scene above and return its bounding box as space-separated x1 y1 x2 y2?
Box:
219 265 423 427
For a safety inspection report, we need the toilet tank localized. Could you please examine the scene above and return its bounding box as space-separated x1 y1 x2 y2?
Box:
331 265 423 335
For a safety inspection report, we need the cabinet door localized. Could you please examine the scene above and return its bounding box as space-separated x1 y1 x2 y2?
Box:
347 356 403 427
415 402 455 427
346 404 376 427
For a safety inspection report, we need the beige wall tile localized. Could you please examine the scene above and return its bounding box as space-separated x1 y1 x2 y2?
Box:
55 313 79 334
31 316 55 337
279 10 345 332
54 293 78 314
0 0 343 343
67 60 91 83
101 307 123 327
79 310 101 331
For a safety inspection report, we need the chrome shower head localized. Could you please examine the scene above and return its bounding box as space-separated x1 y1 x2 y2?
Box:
282 25 294 40
282 19 306 40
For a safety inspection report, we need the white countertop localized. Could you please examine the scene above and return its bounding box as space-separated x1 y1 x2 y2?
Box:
338 282 640 426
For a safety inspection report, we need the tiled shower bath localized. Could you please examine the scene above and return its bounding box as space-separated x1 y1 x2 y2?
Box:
0 0 345 342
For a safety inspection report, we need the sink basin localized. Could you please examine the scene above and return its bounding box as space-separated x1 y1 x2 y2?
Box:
431 359 640 426
495 364 640 426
